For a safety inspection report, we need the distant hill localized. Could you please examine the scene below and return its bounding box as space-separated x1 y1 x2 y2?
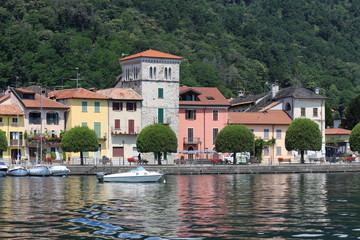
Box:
1 0 359 114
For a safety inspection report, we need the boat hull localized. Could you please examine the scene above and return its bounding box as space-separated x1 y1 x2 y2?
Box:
103 174 163 182
49 166 70 176
0 171 6 177
28 166 51 176
8 167 28 176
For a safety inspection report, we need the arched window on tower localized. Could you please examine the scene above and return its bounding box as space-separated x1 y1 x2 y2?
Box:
169 68 171 79
150 67 153 79
165 67 168 79
154 67 157 79
285 103 291 111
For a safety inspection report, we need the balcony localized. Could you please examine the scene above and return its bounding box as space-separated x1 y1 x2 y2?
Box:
111 127 139 135
10 139 23 146
183 137 201 145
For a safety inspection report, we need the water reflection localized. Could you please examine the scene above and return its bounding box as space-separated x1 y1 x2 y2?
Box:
0 173 360 239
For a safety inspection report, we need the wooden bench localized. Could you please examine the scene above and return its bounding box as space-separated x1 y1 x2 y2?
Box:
309 158 325 164
278 158 291 164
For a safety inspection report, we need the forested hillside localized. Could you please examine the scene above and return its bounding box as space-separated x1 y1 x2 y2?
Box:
1 0 360 114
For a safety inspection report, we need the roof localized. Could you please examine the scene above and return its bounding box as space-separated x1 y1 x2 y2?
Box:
120 49 183 61
96 88 142 101
325 128 351 135
275 86 328 100
21 93 69 109
48 88 109 100
228 110 292 125
259 101 282 112
0 105 24 115
179 87 230 106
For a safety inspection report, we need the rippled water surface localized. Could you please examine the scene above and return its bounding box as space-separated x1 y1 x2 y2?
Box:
1 173 360 239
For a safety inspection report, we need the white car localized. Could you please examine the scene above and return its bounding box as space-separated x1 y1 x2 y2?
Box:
223 153 250 164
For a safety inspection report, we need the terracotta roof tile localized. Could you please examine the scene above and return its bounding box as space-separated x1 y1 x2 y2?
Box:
228 110 292 125
49 88 109 100
96 88 142 100
325 128 351 135
120 49 183 61
0 105 24 115
22 94 69 109
179 87 230 106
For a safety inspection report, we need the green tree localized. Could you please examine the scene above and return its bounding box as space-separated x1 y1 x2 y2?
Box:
215 125 255 165
285 118 322 164
341 95 360 130
325 101 334 128
0 130 8 156
349 123 360 152
61 126 99 165
136 124 177 165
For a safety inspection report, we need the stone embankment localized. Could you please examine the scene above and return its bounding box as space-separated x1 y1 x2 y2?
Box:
67 163 360 175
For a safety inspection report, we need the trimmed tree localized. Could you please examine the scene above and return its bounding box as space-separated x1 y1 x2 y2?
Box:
350 122 360 152
341 95 360 130
285 118 322 164
215 125 255 164
0 130 8 158
61 126 99 165
136 124 177 165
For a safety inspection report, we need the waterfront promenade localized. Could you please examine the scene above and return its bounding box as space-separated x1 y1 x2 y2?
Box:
67 162 360 175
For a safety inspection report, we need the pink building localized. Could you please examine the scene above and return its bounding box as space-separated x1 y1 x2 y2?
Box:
178 87 230 161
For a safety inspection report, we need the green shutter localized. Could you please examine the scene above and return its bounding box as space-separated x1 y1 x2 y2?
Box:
81 122 88 127
82 101 88 112
158 108 164 123
158 88 164 99
94 122 101 138
94 102 100 112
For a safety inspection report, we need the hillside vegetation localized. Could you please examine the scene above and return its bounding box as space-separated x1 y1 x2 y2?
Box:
1 0 360 114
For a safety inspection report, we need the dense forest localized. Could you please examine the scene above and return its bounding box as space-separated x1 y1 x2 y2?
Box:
1 0 360 115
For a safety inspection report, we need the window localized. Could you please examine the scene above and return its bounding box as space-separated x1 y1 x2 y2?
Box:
29 112 41 124
287 150 292 156
112 102 122 111
47 112 59 125
114 119 120 129
301 108 306 117
158 88 164 99
158 108 164 123
276 129 282 139
94 122 101 138
285 103 291 111
150 67 153 79
213 128 218 144
113 147 124 157
169 68 171 79
0 118 2 126
164 67 168 79
313 108 318 117
185 110 196 120
126 102 136 111
276 146 282 156
81 122 87 127
129 119 135 134
12 117 18 123
94 102 100 112
249 129 254 133
188 128 194 142
213 110 219 121
82 101 88 112
264 129 269 139
154 67 157 78
10 132 22 146
264 147 270 156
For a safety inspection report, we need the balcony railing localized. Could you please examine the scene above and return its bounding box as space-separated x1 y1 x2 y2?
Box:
183 137 201 145
111 127 140 135
10 139 23 146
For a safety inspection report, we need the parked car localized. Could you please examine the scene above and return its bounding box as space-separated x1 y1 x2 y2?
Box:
223 152 250 164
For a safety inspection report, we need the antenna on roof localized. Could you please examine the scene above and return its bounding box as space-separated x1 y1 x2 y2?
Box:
121 53 128 57
70 67 82 88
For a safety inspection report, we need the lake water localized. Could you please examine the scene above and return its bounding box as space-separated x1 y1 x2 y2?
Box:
1 173 360 239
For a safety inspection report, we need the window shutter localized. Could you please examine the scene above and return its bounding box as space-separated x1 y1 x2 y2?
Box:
134 102 137 111
115 119 120 129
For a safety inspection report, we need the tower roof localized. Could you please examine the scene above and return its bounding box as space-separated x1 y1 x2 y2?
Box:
119 49 183 61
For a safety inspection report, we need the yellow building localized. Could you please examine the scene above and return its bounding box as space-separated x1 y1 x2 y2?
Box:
0 105 25 164
48 88 109 164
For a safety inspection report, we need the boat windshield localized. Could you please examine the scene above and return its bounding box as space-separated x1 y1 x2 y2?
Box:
0 162 5 166
129 166 146 172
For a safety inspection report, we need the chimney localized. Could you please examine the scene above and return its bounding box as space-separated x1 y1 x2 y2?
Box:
237 90 245 98
271 83 279 98
314 87 319 94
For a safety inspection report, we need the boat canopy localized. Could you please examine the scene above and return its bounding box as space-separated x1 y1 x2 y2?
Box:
129 166 146 172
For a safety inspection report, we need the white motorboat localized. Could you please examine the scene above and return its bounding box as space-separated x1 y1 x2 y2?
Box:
28 165 51 176
0 162 8 177
7 165 29 176
97 166 164 183
49 165 70 176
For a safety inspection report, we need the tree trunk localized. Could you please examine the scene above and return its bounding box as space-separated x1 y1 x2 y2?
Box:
301 150 305 164
233 152 236 165
80 151 84 165
157 152 162 165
